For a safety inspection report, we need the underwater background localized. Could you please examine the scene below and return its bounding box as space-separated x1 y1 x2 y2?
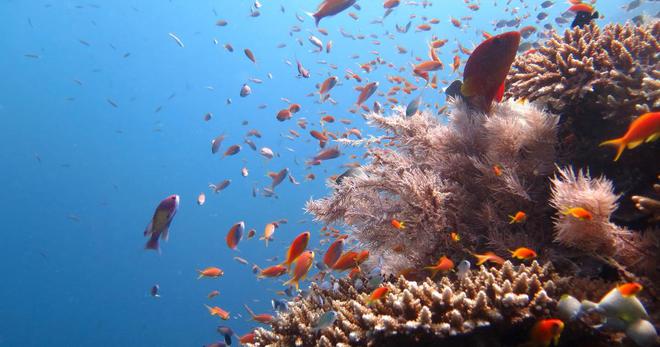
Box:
1 0 657 346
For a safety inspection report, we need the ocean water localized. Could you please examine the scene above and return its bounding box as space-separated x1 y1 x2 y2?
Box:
0 0 651 346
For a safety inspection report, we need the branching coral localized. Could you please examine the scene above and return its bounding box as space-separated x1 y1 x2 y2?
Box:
307 99 559 274
506 22 660 227
250 261 619 347
507 21 659 120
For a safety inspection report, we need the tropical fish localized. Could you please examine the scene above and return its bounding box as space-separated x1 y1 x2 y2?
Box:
309 0 357 27
323 239 344 268
509 247 537 260
561 207 593 221
244 48 256 63
207 290 220 299
144 194 179 252
209 179 231 193
355 81 379 106
260 223 277 247
283 250 315 290
211 134 226 154
239 333 255 344
365 286 388 305
269 168 289 189
240 84 251 97
473 252 505 266
391 219 405 229
446 31 520 113
258 265 288 279
226 221 244 250
509 211 527 224
450 232 460 242
150 284 160 298
599 112 660 162
424 255 454 279
216 326 233 345
571 9 599 28
197 193 206 206
618 282 643 298
312 311 338 331
528 319 564 347
204 304 230 320
198 267 224 279
283 232 310 269
223 145 241 158
244 304 274 324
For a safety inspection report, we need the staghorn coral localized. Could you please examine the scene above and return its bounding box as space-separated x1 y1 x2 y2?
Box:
507 21 659 120
506 22 660 227
307 99 559 275
250 261 618 347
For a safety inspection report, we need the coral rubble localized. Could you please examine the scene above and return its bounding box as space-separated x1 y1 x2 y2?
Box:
250 261 615 347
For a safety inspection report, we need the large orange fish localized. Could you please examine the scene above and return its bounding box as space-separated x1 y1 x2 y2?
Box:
204 304 230 320
424 255 454 279
473 252 505 266
323 239 344 268
446 31 520 113
284 250 314 290
599 112 660 161
258 265 288 279
309 0 357 27
144 194 179 252
527 319 564 347
282 232 310 269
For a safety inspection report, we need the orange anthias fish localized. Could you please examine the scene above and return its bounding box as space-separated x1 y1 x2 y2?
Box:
509 247 537 260
310 0 357 27
331 251 359 272
365 286 389 305
509 211 527 224
599 112 660 161
244 48 256 63
226 221 244 250
244 304 274 324
144 194 179 252
323 239 344 268
260 223 277 247
258 265 288 279
473 252 505 266
561 207 593 221
528 319 564 347
239 333 255 344
391 219 405 229
617 282 643 297
450 31 520 113
450 232 460 242
424 255 454 279
197 267 224 279
283 232 310 269
204 304 230 320
207 290 220 299
284 250 315 290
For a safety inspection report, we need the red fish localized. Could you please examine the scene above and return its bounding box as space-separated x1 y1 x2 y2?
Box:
355 81 379 106
323 239 344 268
452 31 520 113
617 282 643 297
528 319 564 347
226 221 245 250
283 232 310 269
599 112 660 161
198 267 224 279
309 0 357 27
258 265 288 278
365 286 388 305
424 255 454 279
144 195 179 252
284 250 315 290
244 304 274 324
204 304 230 320
509 247 537 260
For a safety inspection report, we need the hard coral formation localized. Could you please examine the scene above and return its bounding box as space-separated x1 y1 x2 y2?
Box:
507 21 659 120
507 22 660 227
307 99 559 275
250 261 606 347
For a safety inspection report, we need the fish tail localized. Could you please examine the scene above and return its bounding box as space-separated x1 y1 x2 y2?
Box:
599 138 625 161
508 215 516 224
145 234 160 252
424 267 439 279
283 278 299 290
197 270 204 280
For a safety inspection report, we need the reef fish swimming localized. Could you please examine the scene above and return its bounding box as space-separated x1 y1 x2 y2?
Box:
144 194 179 252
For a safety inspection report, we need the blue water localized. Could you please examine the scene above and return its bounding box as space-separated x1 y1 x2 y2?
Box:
0 0 647 345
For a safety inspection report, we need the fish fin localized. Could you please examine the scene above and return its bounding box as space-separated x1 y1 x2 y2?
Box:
627 139 644 149
460 77 476 97
495 81 505 102
283 278 299 290
305 11 320 27
144 221 153 236
599 138 625 161
162 227 170 242
145 234 160 252
644 132 660 143
424 267 439 279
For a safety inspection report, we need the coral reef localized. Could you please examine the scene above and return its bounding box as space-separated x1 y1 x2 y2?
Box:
307 99 560 275
632 175 660 224
507 22 660 227
250 261 621 347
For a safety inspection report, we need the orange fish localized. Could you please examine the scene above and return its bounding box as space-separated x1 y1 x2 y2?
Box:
451 55 461 73
244 48 256 63
244 304 274 324
310 0 357 27
473 252 505 266
599 112 660 161
365 286 389 305
239 333 255 344
528 319 564 347
561 207 593 221
204 304 230 320
568 4 594 12
509 211 527 224
197 267 224 279
617 282 643 297
416 23 431 31
276 109 292 122
450 232 460 242
258 265 288 279
284 250 314 290
207 290 220 299
493 164 502 176
283 232 310 269
226 221 244 250
331 251 359 272
323 239 344 268
414 60 443 72
260 223 276 247
391 219 405 229
289 103 302 113
356 81 379 106
456 31 520 113
509 247 537 260
383 0 399 9
424 255 454 279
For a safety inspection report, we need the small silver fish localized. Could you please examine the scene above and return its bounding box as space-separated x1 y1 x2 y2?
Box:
456 260 471 279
